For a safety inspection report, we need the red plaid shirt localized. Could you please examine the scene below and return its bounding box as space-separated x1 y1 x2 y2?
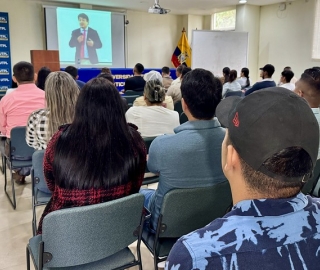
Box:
37 124 146 234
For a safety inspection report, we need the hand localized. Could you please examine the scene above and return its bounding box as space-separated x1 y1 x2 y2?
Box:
77 35 84 43
87 39 94 47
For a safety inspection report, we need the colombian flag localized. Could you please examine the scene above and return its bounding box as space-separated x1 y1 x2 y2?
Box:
171 28 192 68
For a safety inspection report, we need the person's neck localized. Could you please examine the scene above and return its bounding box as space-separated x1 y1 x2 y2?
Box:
18 81 34 86
264 76 272 80
146 100 162 107
134 73 141 77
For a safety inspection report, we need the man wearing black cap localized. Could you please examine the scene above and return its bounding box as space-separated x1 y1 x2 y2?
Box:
245 64 276 96
166 88 320 270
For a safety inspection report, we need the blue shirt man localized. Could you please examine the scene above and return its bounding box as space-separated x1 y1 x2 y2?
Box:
140 69 227 232
166 88 320 270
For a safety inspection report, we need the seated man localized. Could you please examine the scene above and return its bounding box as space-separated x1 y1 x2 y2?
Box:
65 66 86 89
279 69 295 91
295 67 320 159
0 61 45 184
124 63 146 92
161 66 173 90
166 67 191 104
245 64 276 96
166 87 320 270
140 68 227 232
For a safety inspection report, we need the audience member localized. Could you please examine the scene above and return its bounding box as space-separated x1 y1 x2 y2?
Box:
126 78 179 137
171 65 183 86
0 61 45 184
133 71 174 110
167 67 191 103
140 68 227 232
222 69 241 98
237 67 250 89
36 67 51 90
278 66 298 85
37 77 147 234
295 67 320 158
26 72 79 150
279 70 295 91
100 67 111 74
221 67 230 85
65 66 86 89
124 63 145 92
245 64 276 96
97 73 129 112
161 66 173 89
166 87 320 270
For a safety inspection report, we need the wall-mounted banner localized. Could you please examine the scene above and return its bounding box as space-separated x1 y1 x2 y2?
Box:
0 12 11 98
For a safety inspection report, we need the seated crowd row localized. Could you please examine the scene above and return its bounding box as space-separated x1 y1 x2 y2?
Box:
1 60 320 269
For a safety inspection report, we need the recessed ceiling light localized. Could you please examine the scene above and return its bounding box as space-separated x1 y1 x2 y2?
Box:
239 0 247 3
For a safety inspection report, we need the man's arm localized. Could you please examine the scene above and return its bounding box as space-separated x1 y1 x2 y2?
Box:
88 29 102 49
147 138 161 173
165 240 194 270
0 97 7 135
244 82 260 96
69 29 80 48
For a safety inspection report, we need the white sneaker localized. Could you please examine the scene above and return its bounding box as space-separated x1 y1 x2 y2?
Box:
158 261 166 268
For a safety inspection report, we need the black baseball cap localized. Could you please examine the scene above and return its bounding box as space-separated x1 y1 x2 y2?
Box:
260 64 275 76
216 87 319 182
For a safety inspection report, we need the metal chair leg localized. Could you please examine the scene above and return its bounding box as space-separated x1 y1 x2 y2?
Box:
26 246 31 270
4 163 16 210
32 198 37 236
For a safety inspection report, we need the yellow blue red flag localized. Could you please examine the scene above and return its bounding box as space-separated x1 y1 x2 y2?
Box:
171 28 192 68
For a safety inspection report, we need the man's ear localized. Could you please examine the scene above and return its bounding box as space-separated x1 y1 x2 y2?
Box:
224 145 241 173
181 98 187 113
76 75 79 80
34 73 38 82
12 76 17 83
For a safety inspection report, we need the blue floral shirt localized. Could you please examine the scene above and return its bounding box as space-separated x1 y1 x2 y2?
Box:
165 193 320 270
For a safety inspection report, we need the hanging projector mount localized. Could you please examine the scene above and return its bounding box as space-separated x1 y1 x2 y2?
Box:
148 0 171 14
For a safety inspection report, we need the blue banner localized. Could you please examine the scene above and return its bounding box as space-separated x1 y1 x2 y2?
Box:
0 12 11 97
61 68 177 91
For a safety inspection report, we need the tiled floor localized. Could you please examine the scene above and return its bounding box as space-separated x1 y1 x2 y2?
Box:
0 174 158 270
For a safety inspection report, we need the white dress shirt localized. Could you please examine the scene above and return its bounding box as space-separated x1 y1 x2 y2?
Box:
280 83 295 91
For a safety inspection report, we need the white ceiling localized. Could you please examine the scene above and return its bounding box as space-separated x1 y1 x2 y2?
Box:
40 0 288 15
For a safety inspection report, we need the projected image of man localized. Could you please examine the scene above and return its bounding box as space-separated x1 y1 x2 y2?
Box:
69 13 102 65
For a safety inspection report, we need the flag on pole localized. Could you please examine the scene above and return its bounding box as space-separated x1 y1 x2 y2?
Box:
171 28 192 68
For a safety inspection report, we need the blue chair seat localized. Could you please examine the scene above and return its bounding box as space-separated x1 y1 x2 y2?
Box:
11 159 32 169
34 189 52 204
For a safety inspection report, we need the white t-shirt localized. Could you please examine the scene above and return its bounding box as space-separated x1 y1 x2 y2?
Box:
125 106 180 137
222 81 242 98
237 77 249 88
280 83 295 91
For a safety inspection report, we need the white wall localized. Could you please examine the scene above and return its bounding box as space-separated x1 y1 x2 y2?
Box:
259 0 319 82
236 4 261 81
126 10 183 68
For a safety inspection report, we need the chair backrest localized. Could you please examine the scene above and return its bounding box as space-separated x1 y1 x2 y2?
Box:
32 150 51 194
124 90 144 96
123 95 140 106
180 112 188 124
41 193 144 268
10 126 34 159
174 101 183 115
143 136 157 153
159 181 232 238
225 91 243 98
301 159 320 195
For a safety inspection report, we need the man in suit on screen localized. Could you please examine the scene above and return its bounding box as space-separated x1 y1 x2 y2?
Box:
69 13 102 65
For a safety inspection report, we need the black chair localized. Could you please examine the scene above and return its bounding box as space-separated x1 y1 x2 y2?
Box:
174 101 183 115
141 181 232 269
124 90 144 96
180 112 188 124
225 90 243 98
301 159 320 196
123 95 139 107
4 126 34 209
142 137 159 186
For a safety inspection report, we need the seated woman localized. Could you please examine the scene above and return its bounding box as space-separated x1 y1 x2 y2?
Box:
26 71 79 150
37 77 146 234
222 69 242 98
125 78 180 137
133 71 174 110
36 66 51 90
237 67 250 89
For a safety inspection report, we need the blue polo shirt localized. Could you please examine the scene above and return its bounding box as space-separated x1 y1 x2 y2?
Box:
166 193 320 270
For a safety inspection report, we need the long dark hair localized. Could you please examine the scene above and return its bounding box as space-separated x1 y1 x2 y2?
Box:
53 77 140 189
229 70 237 83
223 67 230 84
36 67 51 90
241 67 250 87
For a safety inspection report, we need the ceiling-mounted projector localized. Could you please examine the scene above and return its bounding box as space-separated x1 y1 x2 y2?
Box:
148 0 170 14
